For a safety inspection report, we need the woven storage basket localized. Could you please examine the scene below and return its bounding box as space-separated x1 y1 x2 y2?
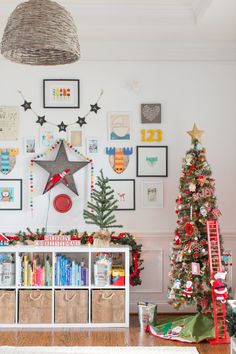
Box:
0 290 16 324
19 290 52 324
92 289 125 323
1 0 80 65
55 290 88 323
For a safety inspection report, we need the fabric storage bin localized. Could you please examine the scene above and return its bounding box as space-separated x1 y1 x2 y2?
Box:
92 289 125 323
0 290 16 323
55 290 88 323
19 290 52 324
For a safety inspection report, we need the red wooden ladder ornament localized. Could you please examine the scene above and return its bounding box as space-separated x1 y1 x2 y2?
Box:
207 220 230 344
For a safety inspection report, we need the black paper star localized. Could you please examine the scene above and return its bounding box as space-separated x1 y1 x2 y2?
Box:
21 100 32 111
90 103 101 114
36 115 47 126
58 122 68 132
33 140 90 195
76 116 87 127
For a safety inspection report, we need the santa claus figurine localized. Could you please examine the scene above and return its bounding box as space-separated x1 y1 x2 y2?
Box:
211 272 228 304
183 280 193 298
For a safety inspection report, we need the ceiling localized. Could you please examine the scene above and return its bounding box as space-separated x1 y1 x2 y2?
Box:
0 0 236 60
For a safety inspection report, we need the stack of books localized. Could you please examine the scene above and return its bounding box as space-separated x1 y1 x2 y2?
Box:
55 255 89 286
20 253 52 286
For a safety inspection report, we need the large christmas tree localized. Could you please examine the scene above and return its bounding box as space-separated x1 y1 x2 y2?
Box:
168 124 223 312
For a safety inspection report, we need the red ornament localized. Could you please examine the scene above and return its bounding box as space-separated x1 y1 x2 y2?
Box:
185 223 194 235
194 253 199 258
53 194 72 213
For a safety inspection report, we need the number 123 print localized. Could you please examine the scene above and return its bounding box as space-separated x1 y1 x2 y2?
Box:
141 129 163 142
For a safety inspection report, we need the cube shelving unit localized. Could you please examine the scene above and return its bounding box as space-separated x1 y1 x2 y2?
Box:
0 245 130 328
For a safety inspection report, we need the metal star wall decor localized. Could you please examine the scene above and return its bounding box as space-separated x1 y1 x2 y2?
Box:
33 140 90 195
18 89 103 132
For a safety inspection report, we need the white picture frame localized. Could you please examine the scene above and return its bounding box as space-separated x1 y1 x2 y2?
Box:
141 180 163 208
67 129 82 147
0 106 19 141
107 112 132 142
24 137 37 154
137 146 168 177
86 137 99 154
40 129 57 148
109 179 135 210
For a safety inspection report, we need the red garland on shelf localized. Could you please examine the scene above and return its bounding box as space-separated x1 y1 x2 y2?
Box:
4 230 143 287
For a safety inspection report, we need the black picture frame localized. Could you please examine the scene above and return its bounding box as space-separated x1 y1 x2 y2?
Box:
109 179 135 210
136 145 168 177
0 179 22 210
43 79 80 108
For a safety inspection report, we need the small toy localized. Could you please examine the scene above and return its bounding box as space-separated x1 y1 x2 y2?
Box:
183 280 193 298
211 272 228 304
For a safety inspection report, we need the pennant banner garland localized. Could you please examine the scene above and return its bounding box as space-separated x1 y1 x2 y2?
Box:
19 89 103 132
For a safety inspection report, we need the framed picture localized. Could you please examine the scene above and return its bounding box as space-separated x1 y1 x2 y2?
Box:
109 179 135 210
108 112 131 141
68 129 82 147
40 130 57 148
141 104 161 124
87 137 99 154
43 79 80 108
137 146 168 177
0 106 19 140
24 137 37 154
141 180 163 208
0 179 22 210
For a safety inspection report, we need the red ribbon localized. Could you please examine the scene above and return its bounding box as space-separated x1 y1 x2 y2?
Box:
130 249 139 287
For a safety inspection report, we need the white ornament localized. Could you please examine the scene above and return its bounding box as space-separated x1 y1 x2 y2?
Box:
185 154 193 166
200 206 207 217
189 183 196 192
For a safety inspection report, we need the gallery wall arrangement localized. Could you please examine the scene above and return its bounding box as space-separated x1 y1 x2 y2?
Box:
0 76 168 233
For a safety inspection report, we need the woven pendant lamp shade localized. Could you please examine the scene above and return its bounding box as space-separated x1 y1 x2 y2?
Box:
1 0 80 65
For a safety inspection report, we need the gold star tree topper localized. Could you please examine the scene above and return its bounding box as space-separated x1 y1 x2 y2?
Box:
187 123 204 143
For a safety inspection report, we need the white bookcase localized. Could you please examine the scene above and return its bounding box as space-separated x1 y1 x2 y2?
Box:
0 245 130 328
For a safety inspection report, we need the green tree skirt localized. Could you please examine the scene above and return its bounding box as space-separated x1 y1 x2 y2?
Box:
147 313 214 343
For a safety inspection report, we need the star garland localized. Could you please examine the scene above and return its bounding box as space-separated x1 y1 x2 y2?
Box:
4 230 143 287
18 90 103 132
29 139 94 214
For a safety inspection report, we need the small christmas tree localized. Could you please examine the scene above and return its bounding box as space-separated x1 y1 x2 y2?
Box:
168 124 224 313
83 169 122 230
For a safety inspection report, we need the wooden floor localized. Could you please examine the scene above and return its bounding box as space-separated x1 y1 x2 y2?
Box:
0 315 230 354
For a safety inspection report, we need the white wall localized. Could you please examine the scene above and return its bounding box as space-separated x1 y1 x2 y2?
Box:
0 59 235 311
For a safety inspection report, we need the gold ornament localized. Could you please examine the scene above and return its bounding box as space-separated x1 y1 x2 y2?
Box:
187 123 204 143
